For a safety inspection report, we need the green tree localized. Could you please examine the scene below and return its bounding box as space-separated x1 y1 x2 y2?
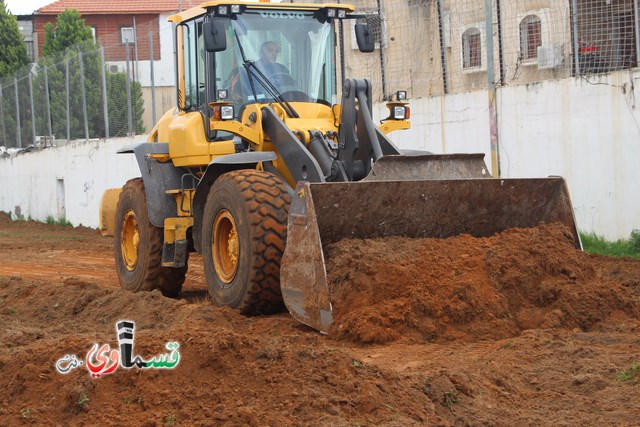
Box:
42 9 93 56
36 8 144 139
37 9 101 139
106 72 145 136
0 2 30 78
0 3 31 147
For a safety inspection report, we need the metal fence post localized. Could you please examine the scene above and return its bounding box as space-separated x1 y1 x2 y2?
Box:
495 0 505 84
14 77 21 149
634 0 640 67
65 55 71 141
28 72 36 145
571 0 581 75
436 0 449 94
78 49 89 140
485 0 500 177
133 16 139 83
0 86 6 147
44 66 53 138
125 42 133 136
100 47 109 139
376 0 387 100
150 31 157 126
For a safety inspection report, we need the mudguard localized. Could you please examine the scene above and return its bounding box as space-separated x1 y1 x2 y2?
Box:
119 142 182 228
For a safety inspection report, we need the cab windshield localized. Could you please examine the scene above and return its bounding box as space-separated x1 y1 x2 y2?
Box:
215 11 337 111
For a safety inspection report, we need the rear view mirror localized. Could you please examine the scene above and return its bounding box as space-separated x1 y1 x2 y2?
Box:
355 22 375 53
204 19 227 52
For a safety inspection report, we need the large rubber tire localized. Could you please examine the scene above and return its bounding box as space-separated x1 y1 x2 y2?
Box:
202 170 290 314
114 178 187 297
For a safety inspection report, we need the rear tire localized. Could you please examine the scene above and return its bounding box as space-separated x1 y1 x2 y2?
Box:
202 170 290 314
114 178 187 297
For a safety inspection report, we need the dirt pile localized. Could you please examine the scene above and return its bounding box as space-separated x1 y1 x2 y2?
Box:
0 276 440 426
326 223 640 344
2 217 640 425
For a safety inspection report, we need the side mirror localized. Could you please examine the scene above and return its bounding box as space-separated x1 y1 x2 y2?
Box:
203 19 227 52
355 22 375 53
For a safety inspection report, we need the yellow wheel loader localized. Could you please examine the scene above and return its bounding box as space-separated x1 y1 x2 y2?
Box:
100 1 580 333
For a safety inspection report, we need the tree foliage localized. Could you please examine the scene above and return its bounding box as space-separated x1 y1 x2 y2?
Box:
0 2 30 78
0 7 145 146
107 72 145 136
42 9 93 56
34 8 144 139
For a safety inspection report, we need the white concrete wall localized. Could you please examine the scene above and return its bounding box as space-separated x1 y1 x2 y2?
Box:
1 69 638 240
382 69 640 240
0 138 142 227
498 72 640 240
377 89 492 163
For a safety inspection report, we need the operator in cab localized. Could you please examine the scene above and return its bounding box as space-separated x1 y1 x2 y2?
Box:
254 41 294 90
225 40 295 104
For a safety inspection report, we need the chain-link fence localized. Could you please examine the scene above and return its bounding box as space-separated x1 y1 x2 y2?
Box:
1 0 639 149
0 42 148 149
337 0 640 99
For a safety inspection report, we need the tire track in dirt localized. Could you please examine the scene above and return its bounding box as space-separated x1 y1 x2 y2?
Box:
0 239 209 300
0 250 118 286
355 340 503 372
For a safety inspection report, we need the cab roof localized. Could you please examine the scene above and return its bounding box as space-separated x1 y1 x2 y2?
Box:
168 1 355 23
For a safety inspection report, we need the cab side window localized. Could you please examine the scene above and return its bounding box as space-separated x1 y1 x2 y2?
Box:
181 19 205 110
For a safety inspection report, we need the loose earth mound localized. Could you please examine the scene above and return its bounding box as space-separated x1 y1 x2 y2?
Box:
1 214 640 425
327 223 640 344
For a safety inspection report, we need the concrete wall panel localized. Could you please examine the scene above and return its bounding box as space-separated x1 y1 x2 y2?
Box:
1 70 638 240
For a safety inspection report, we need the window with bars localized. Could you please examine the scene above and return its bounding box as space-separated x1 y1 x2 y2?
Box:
462 27 482 69
520 15 542 61
576 0 638 74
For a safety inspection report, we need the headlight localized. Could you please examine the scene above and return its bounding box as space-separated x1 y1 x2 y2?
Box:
220 105 234 120
217 89 228 100
337 9 347 18
326 8 336 18
392 105 410 120
230 4 241 14
396 90 407 101
212 104 234 120
218 5 229 15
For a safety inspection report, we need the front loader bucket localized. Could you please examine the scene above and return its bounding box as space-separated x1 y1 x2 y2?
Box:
280 157 579 333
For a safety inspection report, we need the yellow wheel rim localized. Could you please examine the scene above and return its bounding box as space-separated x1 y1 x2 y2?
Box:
121 209 140 272
213 209 239 284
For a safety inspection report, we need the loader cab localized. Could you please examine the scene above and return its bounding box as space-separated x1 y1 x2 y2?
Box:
209 8 338 109
174 2 358 139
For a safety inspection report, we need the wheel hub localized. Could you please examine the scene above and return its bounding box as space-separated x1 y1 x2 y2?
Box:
121 209 140 271
213 209 239 283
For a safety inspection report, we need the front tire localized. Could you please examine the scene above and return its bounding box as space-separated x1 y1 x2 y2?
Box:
114 178 187 297
202 170 290 314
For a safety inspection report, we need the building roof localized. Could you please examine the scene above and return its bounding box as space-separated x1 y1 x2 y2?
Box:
37 0 201 15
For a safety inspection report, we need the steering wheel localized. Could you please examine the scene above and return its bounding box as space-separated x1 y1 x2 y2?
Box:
271 72 296 87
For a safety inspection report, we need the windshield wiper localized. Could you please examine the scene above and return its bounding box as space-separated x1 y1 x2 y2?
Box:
232 29 299 118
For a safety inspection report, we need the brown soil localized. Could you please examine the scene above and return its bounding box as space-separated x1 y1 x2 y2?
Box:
326 224 640 345
1 212 640 426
